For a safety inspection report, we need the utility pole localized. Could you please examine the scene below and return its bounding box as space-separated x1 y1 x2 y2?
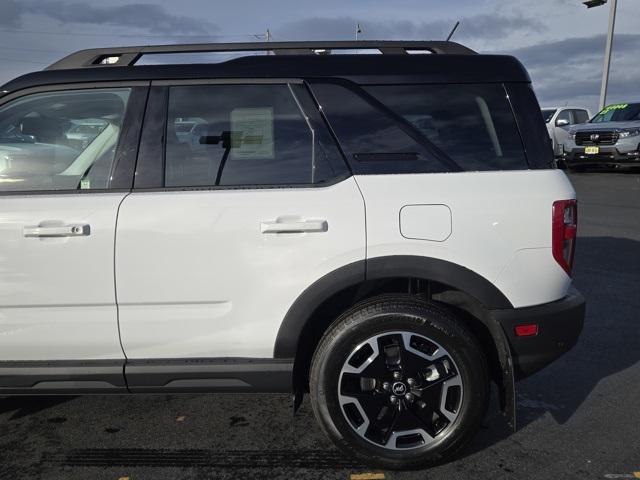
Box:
599 0 617 110
584 0 618 111
356 23 362 41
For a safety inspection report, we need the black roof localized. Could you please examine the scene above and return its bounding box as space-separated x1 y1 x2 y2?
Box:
1 42 530 96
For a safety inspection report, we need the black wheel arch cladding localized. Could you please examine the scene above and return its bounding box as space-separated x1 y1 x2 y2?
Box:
274 255 517 430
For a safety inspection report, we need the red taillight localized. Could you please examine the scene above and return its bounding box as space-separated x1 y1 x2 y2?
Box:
552 199 578 276
515 324 539 337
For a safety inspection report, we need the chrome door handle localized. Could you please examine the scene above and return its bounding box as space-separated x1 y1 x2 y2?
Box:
261 219 328 234
23 224 90 238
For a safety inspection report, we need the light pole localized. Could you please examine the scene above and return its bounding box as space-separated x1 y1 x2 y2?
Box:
584 0 618 111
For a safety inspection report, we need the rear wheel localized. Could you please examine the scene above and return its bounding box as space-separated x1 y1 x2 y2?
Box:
309 295 489 470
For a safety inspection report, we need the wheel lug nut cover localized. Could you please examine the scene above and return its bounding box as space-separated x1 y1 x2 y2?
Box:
405 393 414 402
393 371 402 380
407 378 415 386
382 382 391 391
389 395 397 404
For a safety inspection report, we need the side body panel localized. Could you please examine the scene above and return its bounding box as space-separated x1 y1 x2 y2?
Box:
356 169 576 308
115 178 365 359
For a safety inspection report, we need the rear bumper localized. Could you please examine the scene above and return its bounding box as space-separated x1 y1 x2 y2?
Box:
563 147 640 168
490 288 585 380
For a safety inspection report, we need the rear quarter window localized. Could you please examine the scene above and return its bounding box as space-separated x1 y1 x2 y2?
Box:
365 83 529 171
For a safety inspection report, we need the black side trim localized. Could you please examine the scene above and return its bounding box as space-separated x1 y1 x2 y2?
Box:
109 85 150 189
491 288 585 379
0 358 294 394
132 85 168 189
0 360 126 394
125 358 293 393
366 256 512 309
274 255 511 359
274 260 366 358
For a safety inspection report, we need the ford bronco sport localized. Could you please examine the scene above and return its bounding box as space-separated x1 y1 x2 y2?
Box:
0 41 585 470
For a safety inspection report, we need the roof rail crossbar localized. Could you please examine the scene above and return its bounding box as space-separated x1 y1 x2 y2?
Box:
46 40 477 70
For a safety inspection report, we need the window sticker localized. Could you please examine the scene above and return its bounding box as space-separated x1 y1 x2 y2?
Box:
80 178 91 189
230 107 274 160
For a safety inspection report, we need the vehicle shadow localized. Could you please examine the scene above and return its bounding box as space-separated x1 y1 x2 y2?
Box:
461 235 640 458
0 396 77 420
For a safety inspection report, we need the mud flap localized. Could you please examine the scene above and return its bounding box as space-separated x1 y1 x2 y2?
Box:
292 390 304 416
488 320 517 431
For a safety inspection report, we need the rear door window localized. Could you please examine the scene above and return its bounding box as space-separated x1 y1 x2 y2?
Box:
164 84 345 187
365 84 528 171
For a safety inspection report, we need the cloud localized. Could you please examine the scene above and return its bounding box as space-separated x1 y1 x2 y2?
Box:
0 0 22 27
276 14 544 42
503 34 640 68
18 1 218 34
503 34 640 109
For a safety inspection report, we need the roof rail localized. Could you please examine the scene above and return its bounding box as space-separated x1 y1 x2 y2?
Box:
46 40 477 70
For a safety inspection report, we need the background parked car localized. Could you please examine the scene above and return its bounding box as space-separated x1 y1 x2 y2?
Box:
562 102 640 171
542 107 591 158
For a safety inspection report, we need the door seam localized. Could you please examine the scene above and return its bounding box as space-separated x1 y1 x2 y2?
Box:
113 191 132 391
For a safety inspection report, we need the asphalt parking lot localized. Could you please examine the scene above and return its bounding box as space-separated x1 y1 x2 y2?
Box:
1 172 639 480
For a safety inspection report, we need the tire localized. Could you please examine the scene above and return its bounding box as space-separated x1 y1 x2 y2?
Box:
309 294 489 470
555 158 568 170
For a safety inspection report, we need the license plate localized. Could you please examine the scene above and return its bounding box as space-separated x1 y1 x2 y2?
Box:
585 146 599 154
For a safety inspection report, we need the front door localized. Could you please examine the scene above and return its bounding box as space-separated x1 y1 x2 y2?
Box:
0 85 144 361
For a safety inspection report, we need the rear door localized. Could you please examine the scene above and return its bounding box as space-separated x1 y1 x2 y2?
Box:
115 81 365 361
0 83 147 361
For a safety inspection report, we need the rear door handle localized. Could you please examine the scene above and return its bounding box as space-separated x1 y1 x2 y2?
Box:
261 219 328 234
23 223 91 238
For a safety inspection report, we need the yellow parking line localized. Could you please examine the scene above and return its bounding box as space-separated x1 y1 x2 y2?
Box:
350 473 385 480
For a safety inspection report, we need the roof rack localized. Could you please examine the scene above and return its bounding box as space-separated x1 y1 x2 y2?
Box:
46 40 477 70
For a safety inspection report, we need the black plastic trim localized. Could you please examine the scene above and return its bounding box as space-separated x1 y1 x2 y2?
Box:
109 85 150 189
274 260 366 358
274 255 511 358
0 358 294 394
0 360 126 394
134 86 168 189
367 256 512 308
125 358 293 393
491 287 585 379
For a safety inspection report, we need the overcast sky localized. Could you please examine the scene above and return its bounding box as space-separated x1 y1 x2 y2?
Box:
1 0 638 113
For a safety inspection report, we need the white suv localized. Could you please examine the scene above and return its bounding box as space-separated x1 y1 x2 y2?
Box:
0 41 585 470
542 106 592 157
